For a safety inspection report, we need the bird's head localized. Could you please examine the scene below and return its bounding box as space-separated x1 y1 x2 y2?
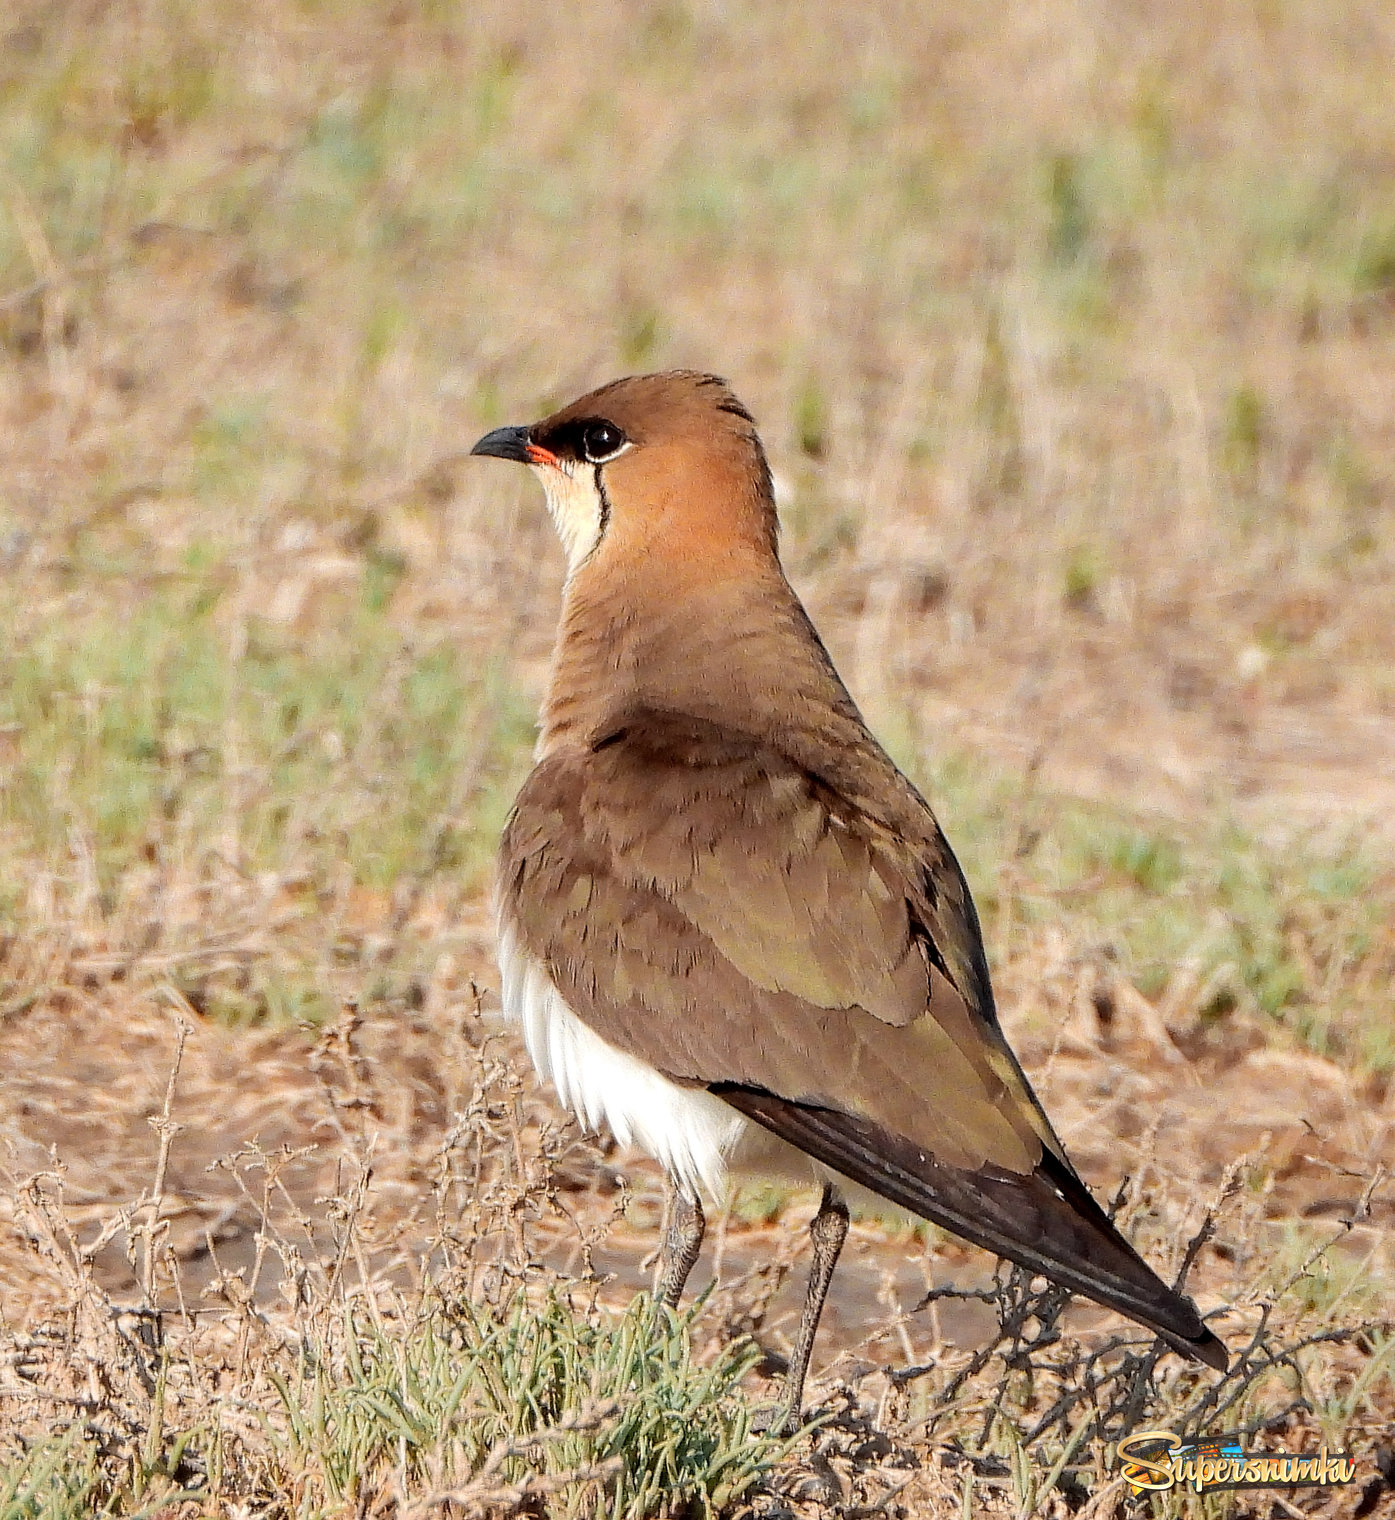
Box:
470 370 777 575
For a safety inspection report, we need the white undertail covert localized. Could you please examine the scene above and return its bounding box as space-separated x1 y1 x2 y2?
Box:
496 920 749 1201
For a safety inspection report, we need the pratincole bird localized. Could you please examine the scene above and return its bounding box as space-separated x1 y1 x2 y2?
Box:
472 370 1226 1432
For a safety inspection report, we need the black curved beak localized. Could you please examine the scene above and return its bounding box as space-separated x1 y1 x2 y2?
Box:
470 424 533 463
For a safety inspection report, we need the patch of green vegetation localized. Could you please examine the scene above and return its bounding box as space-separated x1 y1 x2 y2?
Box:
1240 170 1350 297
1264 1227 1393 1326
846 75 898 136
469 47 522 140
780 484 860 570
636 0 693 58
0 1293 787 1519
0 576 534 932
975 306 1025 495
892 737 1388 1067
1101 825 1185 895
306 95 389 188
619 304 665 367
1130 75 1173 183
1046 151 1091 265
1059 814 1374 1035
361 545 408 613
174 960 337 1028
261 1290 786 1518
190 395 272 497
120 32 221 146
668 161 744 241
0 1415 203 1519
727 1179 791 1226
793 375 829 460
1223 382 1266 481
0 1428 105 1520
1062 541 1105 612
1353 214 1395 297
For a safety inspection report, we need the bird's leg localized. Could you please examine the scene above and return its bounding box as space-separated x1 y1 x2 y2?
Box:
657 1187 705 1309
773 1184 850 1435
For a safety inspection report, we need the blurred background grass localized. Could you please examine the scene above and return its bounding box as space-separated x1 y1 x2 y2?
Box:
1 0 1391 1069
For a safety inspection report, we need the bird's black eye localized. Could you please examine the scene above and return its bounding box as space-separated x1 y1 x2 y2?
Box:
581 421 626 463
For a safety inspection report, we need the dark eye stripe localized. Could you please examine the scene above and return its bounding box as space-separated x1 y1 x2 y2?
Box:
532 416 629 465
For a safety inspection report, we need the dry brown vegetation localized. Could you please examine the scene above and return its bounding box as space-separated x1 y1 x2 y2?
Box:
1 0 1394 1514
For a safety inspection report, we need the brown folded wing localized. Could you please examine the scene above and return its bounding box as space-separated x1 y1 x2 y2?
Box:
500 708 1057 1176
499 707 1227 1369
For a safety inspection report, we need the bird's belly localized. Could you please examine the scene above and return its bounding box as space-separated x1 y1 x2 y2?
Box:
497 925 753 1201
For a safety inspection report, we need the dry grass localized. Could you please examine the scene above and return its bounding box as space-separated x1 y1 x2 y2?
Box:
2 0 1395 1513
0 997 1391 1517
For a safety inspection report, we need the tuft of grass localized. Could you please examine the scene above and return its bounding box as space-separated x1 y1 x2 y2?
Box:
1353 215 1395 297
793 376 830 460
1223 382 1267 487
619 305 665 367
0 1429 107 1520
1061 541 1105 612
263 1291 787 1518
1045 151 1091 264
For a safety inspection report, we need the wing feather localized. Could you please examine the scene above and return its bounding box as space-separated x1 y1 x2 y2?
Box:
498 707 1225 1364
713 1085 1227 1369
500 710 1048 1174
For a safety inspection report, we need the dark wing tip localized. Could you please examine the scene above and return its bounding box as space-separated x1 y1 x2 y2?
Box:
1175 1323 1229 1372
714 1085 1228 1371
